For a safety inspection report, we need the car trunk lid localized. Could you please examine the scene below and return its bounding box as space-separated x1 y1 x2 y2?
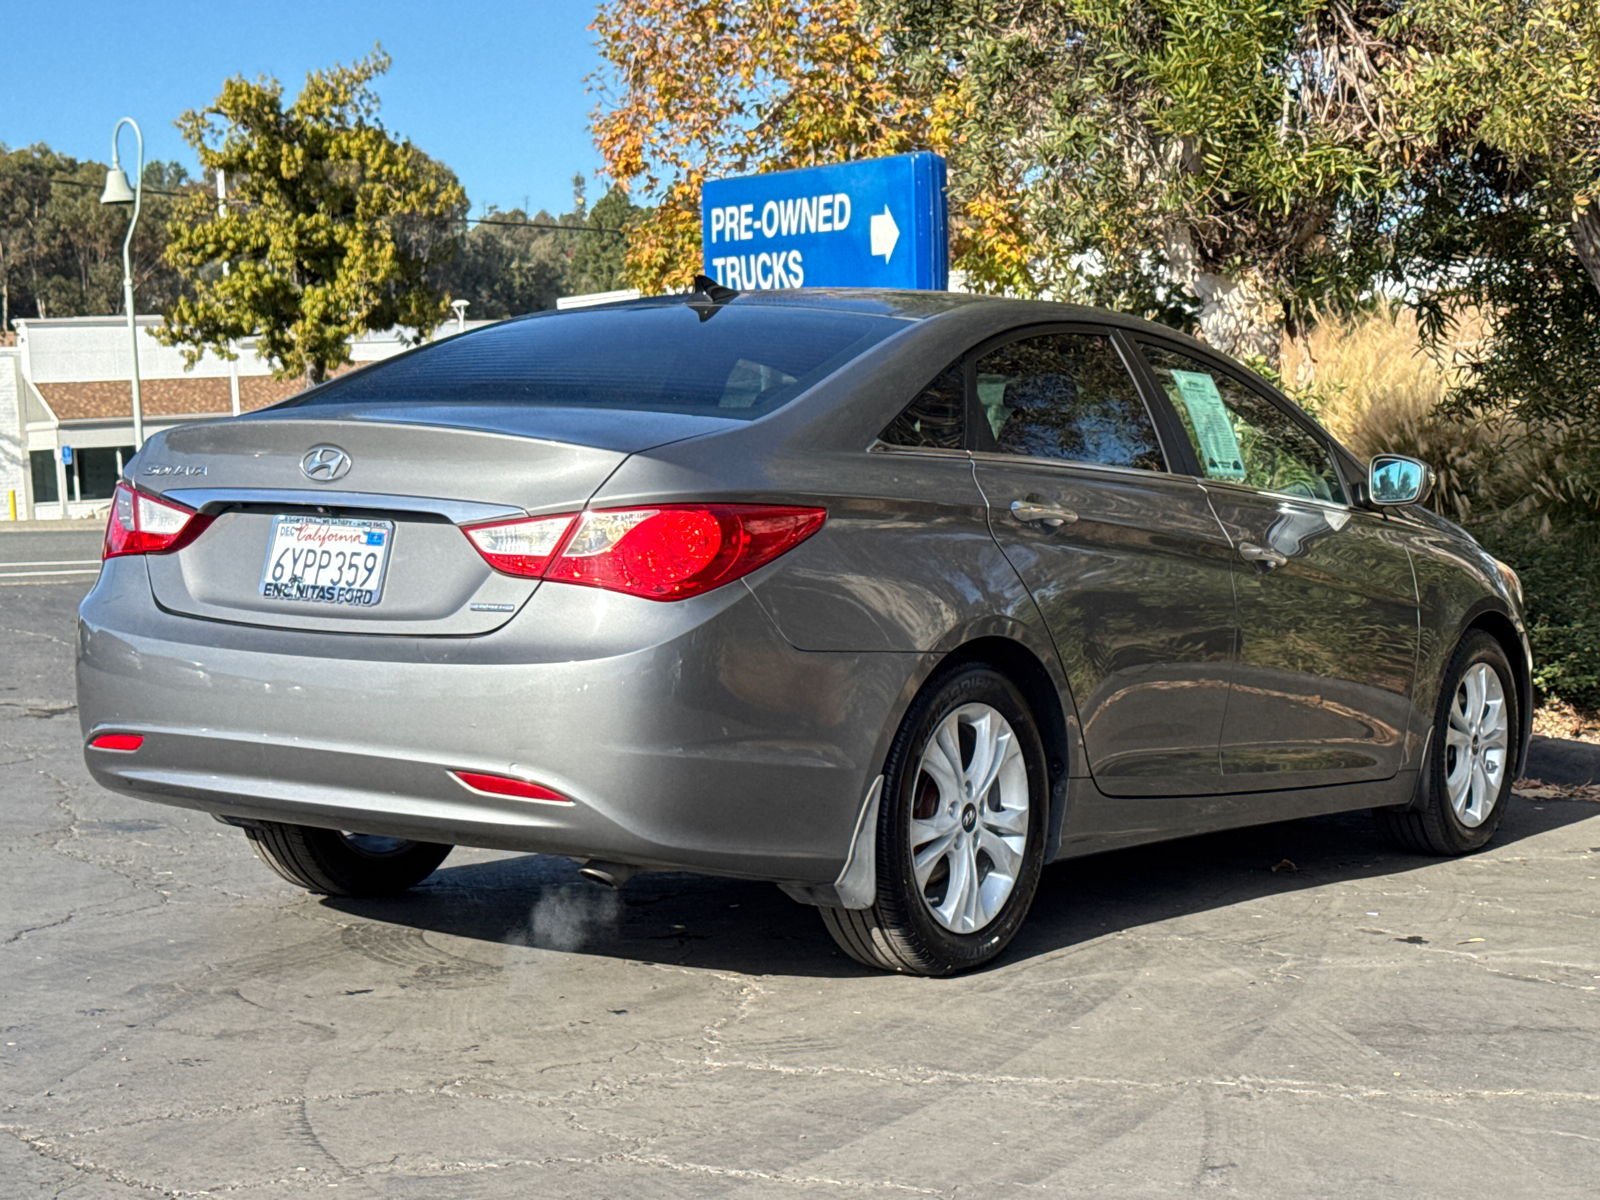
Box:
132 409 727 635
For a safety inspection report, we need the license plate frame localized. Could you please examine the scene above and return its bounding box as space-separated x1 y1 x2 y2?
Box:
259 515 395 607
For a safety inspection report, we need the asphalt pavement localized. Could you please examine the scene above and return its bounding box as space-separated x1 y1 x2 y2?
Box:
0 521 105 587
3 544 1598 1198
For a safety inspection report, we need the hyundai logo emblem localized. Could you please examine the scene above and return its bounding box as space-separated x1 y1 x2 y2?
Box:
301 445 352 482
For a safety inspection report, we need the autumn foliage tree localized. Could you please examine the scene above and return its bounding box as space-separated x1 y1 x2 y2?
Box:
878 0 1599 372
589 0 934 294
592 0 1597 395
160 49 467 386
878 0 1408 360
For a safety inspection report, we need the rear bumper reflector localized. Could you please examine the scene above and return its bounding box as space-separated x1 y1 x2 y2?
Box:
90 733 145 752
450 770 571 803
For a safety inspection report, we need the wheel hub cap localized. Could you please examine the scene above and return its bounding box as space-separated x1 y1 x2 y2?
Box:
1444 663 1509 829
908 702 1030 934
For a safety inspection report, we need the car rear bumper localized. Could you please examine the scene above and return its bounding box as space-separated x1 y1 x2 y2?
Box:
77 559 926 884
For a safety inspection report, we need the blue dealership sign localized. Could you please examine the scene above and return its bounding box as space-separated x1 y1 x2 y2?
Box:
702 152 948 291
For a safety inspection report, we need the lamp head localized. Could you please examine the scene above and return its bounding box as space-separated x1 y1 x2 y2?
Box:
99 166 136 205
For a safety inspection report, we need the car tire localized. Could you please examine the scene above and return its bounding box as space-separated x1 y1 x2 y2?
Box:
1376 630 1519 856
243 822 452 897
819 663 1049 976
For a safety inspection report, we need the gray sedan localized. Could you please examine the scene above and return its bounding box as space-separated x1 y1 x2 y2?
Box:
76 287 1531 975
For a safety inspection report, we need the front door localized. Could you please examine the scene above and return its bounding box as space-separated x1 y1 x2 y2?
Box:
1134 341 1419 789
969 327 1238 796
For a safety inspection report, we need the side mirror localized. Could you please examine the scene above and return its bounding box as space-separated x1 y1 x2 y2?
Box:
1368 454 1433 506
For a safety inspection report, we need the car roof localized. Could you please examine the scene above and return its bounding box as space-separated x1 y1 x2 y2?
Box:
544 287 1222 357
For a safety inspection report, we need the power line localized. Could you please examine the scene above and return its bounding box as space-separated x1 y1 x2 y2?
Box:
44 176 630 238
467 214 628 238
47 175 187 198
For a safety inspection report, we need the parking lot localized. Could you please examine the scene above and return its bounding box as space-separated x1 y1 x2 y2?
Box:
4 526 1598 1198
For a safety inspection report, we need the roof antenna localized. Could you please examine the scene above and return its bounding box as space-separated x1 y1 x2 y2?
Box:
688 273 738 315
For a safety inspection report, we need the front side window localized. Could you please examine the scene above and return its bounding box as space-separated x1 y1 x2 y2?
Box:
974 332 1165 471
1140 344 1346 504
880 363 965 449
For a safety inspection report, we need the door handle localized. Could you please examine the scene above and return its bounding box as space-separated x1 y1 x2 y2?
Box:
1010 500 1079 528
1238 542 1288 569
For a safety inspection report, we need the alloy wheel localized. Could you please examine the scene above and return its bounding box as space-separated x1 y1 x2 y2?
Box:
908 702 1031 933
1444 662 1509 828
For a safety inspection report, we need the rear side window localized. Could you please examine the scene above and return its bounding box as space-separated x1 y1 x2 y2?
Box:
283 304 908 421
975 332 1165 471
880 363 965 449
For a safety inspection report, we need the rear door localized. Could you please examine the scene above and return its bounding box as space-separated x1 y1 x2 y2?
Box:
968 326 1237 796
1130 339 1419 788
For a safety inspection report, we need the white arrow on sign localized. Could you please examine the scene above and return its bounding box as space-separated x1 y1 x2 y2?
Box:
869 206 899 263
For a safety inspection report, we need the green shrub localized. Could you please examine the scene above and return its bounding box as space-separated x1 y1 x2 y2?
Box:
1284 306 1600 709
1479 515 1600 710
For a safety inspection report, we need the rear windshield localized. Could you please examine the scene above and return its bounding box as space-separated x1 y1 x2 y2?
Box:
282 303 908 420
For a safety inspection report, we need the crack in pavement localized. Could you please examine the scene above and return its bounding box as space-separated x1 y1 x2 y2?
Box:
233 1149 948 1194
670 1057 1600 1107
558 1150 944 1194
0 699 77 718
30 767 179 907
4 1127 187 1197
3 913 73 945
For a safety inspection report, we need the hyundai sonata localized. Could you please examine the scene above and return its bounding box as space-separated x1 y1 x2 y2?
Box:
76 286 1531 974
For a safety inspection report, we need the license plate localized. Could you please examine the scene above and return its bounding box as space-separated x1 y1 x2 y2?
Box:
259 516 394 607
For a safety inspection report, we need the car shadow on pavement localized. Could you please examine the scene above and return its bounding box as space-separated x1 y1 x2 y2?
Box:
1008 796 1598 969
323 796 1600 979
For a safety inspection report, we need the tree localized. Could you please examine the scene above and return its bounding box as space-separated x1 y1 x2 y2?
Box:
1377 1 1600 428
873 0 1600 376
0 145 54 330
435 175 640 317
878 0 1406 360
589 0 931 294
1 143 189 327
441 206 582 319
159 48 467 385
568 186 641 295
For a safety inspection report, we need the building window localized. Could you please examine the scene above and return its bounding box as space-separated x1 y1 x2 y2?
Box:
76 447 133 501
29 451 59 504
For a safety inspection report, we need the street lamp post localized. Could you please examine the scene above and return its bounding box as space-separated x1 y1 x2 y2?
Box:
98 118 145 449
217 168 241 415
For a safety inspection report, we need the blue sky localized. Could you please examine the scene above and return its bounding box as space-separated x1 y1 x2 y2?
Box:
3 0 610 216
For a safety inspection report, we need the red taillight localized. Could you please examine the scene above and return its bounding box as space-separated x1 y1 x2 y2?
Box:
461 504 824 601
104 481 213 559
451 770 571 802
90 733 144 752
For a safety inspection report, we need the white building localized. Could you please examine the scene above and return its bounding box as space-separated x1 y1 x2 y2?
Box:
0 316 483 521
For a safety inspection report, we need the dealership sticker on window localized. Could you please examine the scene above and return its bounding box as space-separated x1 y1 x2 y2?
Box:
1170 369 1247 481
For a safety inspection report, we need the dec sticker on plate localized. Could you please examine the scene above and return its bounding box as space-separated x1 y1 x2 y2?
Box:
260 516 394 606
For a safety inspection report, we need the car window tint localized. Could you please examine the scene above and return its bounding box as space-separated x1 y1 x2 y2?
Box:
974 333 1164 470
282 304 908 421
1140 343 1346 504
880 363 965 449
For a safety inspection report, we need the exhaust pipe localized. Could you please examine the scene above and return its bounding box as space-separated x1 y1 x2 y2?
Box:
577 860 637 889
